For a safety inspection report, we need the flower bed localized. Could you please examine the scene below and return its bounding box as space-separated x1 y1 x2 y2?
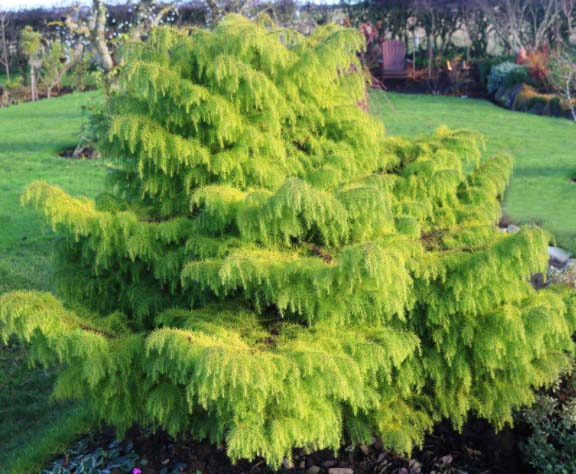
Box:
493 83 576 119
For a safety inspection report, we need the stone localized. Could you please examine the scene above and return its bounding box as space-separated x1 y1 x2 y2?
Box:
548 259 576 287
359 445 370 456
307 467 321 474
322 460 338 468
409 459 422 470
328 469 353 474
507 224 521 233
529 102 546 115
530 272 546 290
506 83 525 108
439 454 453 465
549 246 572 268
494 85 508 105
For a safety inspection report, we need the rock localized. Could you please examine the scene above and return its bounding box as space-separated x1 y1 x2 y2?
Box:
529 102 546 115
530 272 546 290
506 83 525 108
549 246 572 268
507 224 521 233
494 85 508 105
548 259 576 287
439 454 453 466
359 445 370 456
282 459 295 469
409 459 422 471
322 460 338 468
307 467 321 474
328 469 353 474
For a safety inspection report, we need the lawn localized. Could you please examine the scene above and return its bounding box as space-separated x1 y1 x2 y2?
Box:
0 92 107 472
371 91 576 250
0 91 575 471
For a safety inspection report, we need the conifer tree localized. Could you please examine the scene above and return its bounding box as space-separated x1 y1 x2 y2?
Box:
1 15 575 468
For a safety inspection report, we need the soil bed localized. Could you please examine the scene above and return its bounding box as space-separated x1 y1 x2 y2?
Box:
44 419 532 474
57 144 99 160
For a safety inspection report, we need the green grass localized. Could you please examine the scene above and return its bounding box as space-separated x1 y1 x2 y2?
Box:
0 92 107 472
370 91 576 250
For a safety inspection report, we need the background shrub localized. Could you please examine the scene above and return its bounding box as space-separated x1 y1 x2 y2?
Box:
503 66 530 89
487 62 529 95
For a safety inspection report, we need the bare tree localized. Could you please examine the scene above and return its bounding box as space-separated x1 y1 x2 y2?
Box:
129 0 178 41
0 10 10 81
550 47 576 121
66 0 114 71
203 0 260 24
412 0 464 80
559 0 576 42
462 5 493 57
66 0 180 72
476 0 564 51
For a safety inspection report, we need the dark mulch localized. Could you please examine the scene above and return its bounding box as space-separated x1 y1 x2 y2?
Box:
57 144 100 160
372 66 489 100
45 417 533 474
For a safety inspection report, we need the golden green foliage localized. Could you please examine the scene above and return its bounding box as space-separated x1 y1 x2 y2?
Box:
1 15 575 468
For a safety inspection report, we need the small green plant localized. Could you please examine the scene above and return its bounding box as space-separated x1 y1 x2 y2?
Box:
0 76 24 107
40 40 80 98
1 16 575 469
4 76 23 90
522 366 576 474
487 62 529 95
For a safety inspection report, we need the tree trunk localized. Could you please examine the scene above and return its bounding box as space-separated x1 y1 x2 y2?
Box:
0 13 9 81
427 32 434 80
94 0 114 71
30 65 36 101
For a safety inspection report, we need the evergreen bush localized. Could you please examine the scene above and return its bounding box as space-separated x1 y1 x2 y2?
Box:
1 16 575 467
487 61 529 95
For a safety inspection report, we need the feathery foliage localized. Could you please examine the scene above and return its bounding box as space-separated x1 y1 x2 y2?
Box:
1 15 575 468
